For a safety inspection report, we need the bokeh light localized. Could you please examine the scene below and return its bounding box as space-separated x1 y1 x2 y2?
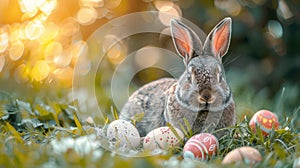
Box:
0 55 5 72
92 0 104 8
0 0 122 86
0 30 9 53
277 0 293 20
214 0 242 16
96 7 109 19
104 0 122 9
60 18 80 37
77 7 97 25
102 35 121 52
9 40 24 61
41 22 59 43
39 0 57 14
53 66 73 87
14 64 29 83
157 2 181 26
267 20 283 39
134 46 160 68
44 41 63 63
106 43 126 65
24 20 45 40
32 60 50 81
9 24 22 42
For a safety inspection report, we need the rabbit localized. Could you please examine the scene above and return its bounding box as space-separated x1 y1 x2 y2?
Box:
119 17 236 138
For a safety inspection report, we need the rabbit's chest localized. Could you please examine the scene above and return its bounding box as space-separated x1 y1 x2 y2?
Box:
165 84 198 128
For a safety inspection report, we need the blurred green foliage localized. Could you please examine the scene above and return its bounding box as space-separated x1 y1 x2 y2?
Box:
0 91 299 167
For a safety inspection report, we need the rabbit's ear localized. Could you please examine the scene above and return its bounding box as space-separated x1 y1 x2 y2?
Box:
203 17 232 60
171 19 202 64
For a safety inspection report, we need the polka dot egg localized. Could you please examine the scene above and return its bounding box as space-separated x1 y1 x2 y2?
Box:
183 133 219 161
106 119 140 149
249 110 279 136
143 126 184 151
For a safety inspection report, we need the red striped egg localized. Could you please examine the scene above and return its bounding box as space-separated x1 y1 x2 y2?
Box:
249 110 279 136
183 133 219 161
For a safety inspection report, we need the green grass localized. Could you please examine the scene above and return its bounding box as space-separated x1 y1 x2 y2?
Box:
0 90 299 168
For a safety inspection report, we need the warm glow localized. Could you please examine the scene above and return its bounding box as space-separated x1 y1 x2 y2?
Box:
92 0 104 7
0 0 126 84
77 7 97 25
40 22 59 43
70 40 87 65
107 44 124 64
9 40 24 61
32 60 50 81
105 0 121 9
155 1 174 11
54 46 73 67
102 34 120 52
24 20 45 40
96 7 109 19
14 64 29 83
135 46 160 68
39 0 57 14
44 41 63 63
103 34 126 65
158 4 182 26
9 24 22 42
0 55 5 72
61 17 80 37
0 30 9 53
19 0 41 13
53 67 73 86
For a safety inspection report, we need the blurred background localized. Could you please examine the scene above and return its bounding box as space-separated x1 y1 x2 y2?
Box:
0 0 299 127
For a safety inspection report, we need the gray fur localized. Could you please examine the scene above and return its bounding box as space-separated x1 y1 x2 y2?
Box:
120 18 236 138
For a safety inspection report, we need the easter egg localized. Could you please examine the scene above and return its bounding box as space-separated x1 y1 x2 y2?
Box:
183 133 219 161
222 146 262 165
249 110 279 136
106 119 140 149
143 126 184 151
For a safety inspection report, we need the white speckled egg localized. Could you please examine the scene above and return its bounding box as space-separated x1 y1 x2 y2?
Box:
143 126 184 151
106 119 140 149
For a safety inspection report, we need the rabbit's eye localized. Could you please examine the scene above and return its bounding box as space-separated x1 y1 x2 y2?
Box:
187 66 195 83
187 72 196 84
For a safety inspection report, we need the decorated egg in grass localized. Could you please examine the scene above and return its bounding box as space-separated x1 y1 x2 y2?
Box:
222 146 262 165
249 110 279 136
183 133 219 161
143 126 184 151
107 119 140 149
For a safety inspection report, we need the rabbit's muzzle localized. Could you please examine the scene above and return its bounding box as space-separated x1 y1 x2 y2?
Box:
198 88 216 104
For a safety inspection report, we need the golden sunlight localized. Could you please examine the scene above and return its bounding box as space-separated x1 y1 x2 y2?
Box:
32 60 50 81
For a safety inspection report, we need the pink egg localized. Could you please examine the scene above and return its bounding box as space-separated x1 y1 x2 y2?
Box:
249 110 279 136
222 146 262 165
183 133 219 161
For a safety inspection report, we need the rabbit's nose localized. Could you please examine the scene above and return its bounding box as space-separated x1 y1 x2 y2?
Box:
198 90 215 103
